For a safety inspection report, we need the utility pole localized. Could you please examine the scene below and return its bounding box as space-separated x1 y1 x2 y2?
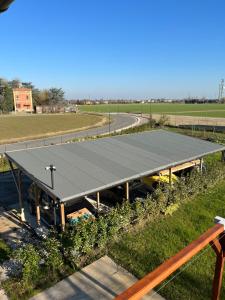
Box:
218 79 224 102
108 111 111 133
149 100 152 127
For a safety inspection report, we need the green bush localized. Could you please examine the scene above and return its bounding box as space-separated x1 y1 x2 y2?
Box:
14 244 41 285
42 237 64 275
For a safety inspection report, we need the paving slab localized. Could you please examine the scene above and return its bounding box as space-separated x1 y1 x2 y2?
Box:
0 288 8 300
30 255 165 300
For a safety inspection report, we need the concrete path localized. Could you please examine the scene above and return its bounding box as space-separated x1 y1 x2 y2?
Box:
30 256 164 300
0 207 20 236
0 114 147 153
0 289 8 300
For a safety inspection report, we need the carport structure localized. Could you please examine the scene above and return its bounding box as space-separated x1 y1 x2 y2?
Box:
5 130 225 231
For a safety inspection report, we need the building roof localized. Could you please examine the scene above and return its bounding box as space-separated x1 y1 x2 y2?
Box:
6 130 225 203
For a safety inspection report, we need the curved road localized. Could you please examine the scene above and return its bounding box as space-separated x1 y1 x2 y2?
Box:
0 114 147 153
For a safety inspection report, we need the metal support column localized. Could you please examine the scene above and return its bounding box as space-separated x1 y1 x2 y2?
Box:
53 197 57 226
18 170 25 222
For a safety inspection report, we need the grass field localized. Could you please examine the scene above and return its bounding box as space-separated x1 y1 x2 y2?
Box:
109 180 225 300
79 103 225 118
0 113 105 144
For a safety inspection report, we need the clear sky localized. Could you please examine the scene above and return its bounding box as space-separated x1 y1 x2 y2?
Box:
1 0 225 99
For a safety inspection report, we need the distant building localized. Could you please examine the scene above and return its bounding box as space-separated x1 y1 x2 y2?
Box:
36 104 79 114
13 88 33 112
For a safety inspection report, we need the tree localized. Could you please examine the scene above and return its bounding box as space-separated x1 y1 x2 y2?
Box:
0 85 14 112
21 82 34 89
48 88 65 105
8 78 21 88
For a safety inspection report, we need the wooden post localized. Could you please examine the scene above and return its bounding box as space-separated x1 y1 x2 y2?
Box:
221 151 225 162
211 233 225 300
60 203 65 231
200 158 203 173
35 185 40 226
18 171 25 222
97 192 100 212
212 253 224 300
169 168 172 186
125 182 129 201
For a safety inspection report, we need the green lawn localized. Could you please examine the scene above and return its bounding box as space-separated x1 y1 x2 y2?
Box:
171 110 225 118
0 113 105 144
79 103 225 118
109 180 225 300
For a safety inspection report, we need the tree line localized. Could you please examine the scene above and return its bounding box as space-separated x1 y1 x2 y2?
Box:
0 78 65 113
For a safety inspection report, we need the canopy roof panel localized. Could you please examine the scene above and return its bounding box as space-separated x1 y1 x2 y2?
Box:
6 130 225 202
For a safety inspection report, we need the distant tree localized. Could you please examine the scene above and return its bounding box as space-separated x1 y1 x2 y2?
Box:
48 88 64 105
38 89 50 105
0 85 14 112
22 82 34 89
8 78 21 88
31 88 41 106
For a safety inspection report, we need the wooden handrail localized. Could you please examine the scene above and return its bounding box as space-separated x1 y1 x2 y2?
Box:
115 223 224 300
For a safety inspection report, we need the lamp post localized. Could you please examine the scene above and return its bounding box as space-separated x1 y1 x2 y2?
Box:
45 164 56 189
109 112 111 134
149 100 152 127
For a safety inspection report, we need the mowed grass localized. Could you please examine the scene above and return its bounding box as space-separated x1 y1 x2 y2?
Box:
172 110 225 118
109 180 225 300
0 113 105 143
79 103 225 118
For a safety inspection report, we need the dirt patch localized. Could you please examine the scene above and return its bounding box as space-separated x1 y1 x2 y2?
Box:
148 114 225 127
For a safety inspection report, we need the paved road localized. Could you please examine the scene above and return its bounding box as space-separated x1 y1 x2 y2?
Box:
1 114 146 153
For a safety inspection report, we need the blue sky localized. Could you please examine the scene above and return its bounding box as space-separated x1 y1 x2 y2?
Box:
1 0 225 99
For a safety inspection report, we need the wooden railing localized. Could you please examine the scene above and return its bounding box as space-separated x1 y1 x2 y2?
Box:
115 220 225 300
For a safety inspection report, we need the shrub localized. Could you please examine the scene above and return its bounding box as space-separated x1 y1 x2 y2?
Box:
158 114 170 127
14 244 41 286
42 237 64 275
96 216 108 249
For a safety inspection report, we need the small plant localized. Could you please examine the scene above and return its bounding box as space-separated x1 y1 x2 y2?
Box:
158 114 170 127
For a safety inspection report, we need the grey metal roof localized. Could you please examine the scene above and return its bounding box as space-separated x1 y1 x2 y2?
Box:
6 130 225 203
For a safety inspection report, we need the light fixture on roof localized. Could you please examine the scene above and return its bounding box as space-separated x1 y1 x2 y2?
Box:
45 164 56 189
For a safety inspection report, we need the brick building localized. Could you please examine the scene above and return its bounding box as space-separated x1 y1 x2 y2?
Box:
13 88 33 112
